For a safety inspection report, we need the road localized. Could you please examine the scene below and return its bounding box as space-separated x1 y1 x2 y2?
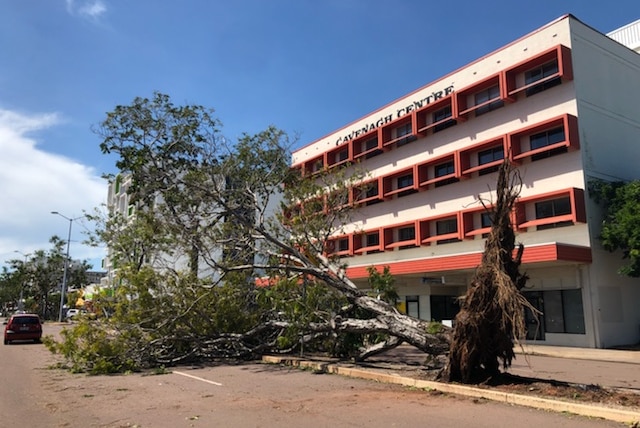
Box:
0 322 627 427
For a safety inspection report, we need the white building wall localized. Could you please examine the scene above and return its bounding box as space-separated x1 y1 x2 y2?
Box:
569 18 640 347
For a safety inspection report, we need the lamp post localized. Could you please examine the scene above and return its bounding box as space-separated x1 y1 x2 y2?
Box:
51 211 81 322
14 250 31 311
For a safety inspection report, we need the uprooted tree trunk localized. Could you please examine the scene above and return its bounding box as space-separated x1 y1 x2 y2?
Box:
445 159 535 384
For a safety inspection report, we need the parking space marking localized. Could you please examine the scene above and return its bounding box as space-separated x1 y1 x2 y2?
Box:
173 370 223 386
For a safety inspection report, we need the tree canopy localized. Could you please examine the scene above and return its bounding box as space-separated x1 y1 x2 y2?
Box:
0 237 90 319
589 179 640 277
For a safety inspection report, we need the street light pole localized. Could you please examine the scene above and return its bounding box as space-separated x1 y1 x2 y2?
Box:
14 250 31 311
51 211 80 322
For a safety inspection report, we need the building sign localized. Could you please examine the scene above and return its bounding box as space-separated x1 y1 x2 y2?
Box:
334 85 455 146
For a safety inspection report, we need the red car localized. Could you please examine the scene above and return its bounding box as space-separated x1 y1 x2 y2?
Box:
3 313 42 345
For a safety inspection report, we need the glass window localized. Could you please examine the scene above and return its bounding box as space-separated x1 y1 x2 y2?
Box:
395 123 411 138
562 289 586 334
365 182 378 199
337 238 349 252
525 60 561 96
535 197 571 219
335 148 348 162
406 295 420 319
481 212 493 228
433 106 456 132
474 85 504 116
541 289 585 334
530 127 565 150
366 233 379 247
478 146 504 165
398 226 415 241
433 161 458 187
435 161 454 177
436 218 457 235
364 137 378 151
397 174 414 189
430 295 459 322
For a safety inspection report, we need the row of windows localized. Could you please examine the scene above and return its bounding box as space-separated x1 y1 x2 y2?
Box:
349 114 578 206
298 45 573 174
325 188 585 257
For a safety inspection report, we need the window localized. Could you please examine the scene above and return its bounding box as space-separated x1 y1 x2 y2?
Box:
310 158 323 173
535 197 571 219
481 212 492 228
337 238 349 252
397 174 413 189
434 161 458 187
336 148 349 162
363 136 381 159
406 295 420 318
353 132 382 160
353 181 380 206
435 218 458 244
525 60 561 96
435 161 454 177
436 219 457 235
356 231 381 254
477 146 504 175
364 137 378 151
474 85 504 116
524 289 585 334
433 106 456 132
366 233 380 247
395 173 416 197
430 295 459 322
535 197 572 230
398 226 415 242
478 147 504 165
530 127 568 161
530 127 564 150
394 123 415 147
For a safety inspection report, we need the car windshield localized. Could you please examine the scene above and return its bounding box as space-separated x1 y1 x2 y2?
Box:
12 316 39 324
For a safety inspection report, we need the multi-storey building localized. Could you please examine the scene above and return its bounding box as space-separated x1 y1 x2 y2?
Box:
291 14 640 348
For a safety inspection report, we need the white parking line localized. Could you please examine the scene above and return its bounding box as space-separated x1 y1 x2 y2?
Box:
173 370 223 386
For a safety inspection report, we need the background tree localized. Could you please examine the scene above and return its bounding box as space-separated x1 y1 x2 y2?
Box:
0 238 90 319
589 179 640 277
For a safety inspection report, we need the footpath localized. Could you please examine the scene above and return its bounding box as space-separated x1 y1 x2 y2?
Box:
263 344 640 425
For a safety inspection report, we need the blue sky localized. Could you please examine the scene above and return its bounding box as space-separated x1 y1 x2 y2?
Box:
0 0 638 271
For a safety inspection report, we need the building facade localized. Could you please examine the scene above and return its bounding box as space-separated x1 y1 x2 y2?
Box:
291 15 640 348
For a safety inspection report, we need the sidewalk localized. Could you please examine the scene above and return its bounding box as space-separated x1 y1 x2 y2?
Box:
517 343 640 364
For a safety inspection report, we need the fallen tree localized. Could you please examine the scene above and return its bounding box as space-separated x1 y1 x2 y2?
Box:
49 93 533 383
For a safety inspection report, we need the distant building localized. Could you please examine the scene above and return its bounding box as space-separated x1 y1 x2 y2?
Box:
607 18 640 53
291 15 640 348
85 270 106 286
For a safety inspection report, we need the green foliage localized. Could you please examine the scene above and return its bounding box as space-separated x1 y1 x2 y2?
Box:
0 239 90 319
47 265 264 373
589 179 640 277
44 321 139 374
367 266 398 304
426 321 445 334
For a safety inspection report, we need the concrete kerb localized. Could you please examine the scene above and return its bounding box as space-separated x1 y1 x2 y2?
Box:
262 355 640 425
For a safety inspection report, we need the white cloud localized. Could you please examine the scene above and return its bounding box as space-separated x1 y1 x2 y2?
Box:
65 0 107 20
0 109 107 270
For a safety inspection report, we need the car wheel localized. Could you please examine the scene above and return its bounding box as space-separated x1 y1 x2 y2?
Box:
4 339 8 345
